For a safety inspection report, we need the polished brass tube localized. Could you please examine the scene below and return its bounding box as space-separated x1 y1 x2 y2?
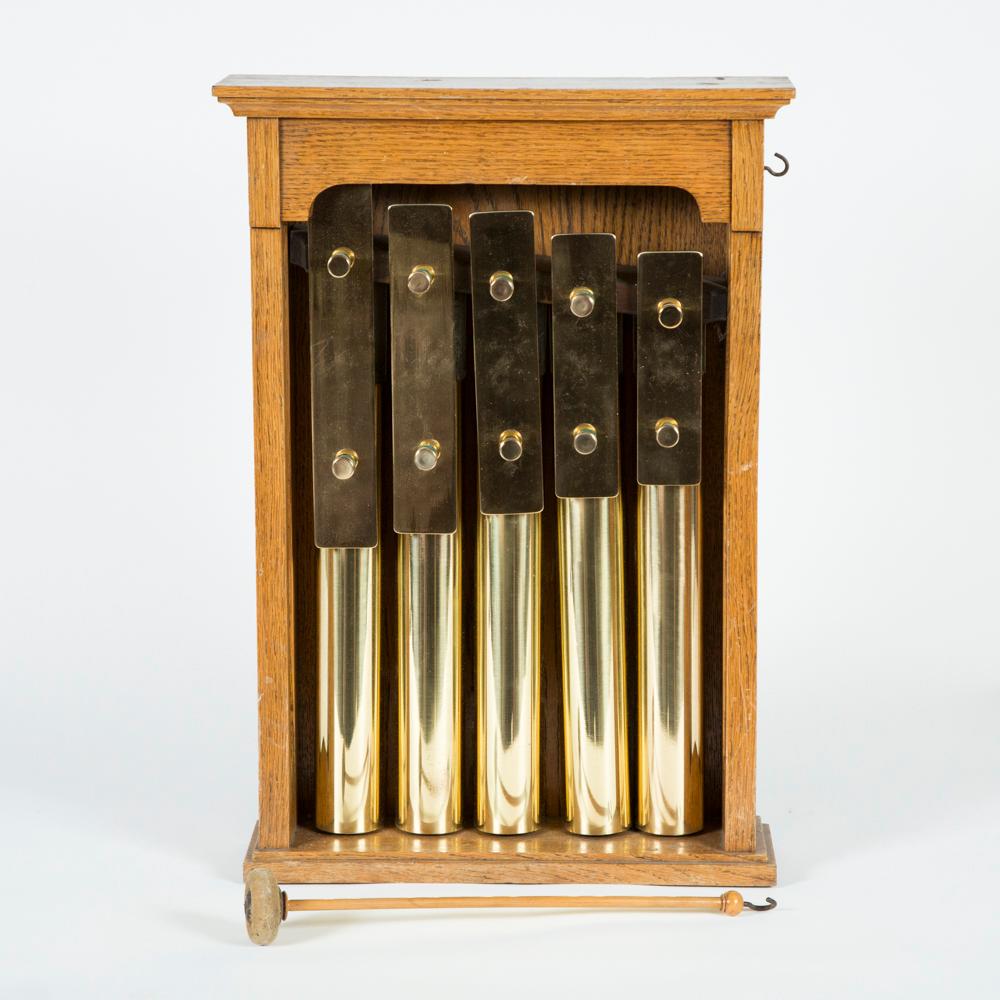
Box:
637 484 703 835
315 545 381 834
397 530 462 834
557 496 630 835
477 512 541 835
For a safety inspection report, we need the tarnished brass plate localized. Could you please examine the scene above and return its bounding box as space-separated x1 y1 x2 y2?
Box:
636 251 704 486
551 233 620 499
388 204 458 535
308 185 377 548
469 212 544 515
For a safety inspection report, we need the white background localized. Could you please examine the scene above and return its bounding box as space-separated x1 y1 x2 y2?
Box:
2 1 998 996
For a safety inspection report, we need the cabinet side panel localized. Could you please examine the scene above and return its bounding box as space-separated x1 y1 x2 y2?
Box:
722 231 762 852
250 226 297 848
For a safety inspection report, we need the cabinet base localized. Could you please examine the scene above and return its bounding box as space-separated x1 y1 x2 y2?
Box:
244 818 776 887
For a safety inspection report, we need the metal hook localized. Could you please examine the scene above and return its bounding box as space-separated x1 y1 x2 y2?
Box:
764 153 789 177
743 896 777 912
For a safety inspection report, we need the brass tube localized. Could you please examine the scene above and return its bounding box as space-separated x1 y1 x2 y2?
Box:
557 496 630 835
315 545 381 834
397 530 462 834
637 484 703 835
477 512 541 835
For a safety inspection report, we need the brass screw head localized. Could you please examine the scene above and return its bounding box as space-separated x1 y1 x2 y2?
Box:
331 448 359 480
655 418 680 449
572 422 598 455
489 270 515 302
569 286 596 318
327 247 356 279
498 429 523 462
407 265 435 296
657 297 683 330
413 438 441 471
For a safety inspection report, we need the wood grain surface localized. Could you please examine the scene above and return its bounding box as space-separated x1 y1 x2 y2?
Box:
285 893 741 913
279 120 731 223
245 820 776 887
722 231 763 853
731 121 764 232
227 76 795 869
213 75 794 122
246 119 279 228
250 227 297 848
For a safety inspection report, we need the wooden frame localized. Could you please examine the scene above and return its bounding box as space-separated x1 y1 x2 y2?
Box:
214 76 794 884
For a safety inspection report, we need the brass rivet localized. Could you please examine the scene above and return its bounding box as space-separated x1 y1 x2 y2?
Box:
572 423 598 455
657 297 683 330
414 439 441 471
327 247 355 279
489 270 515 302
331 448 359 480
498 429 523 462
569 286 596 318
655 418 680 449
407 265 435 296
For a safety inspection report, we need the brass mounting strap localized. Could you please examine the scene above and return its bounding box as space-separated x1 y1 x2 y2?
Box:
636 251 704 487
469 211 545 516
308 184 379 548
388 204 459 535
551 233 620 500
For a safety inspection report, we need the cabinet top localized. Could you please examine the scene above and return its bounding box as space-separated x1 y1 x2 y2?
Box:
212 75 795 121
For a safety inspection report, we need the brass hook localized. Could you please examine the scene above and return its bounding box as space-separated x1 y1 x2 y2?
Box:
764 153 789 177
744 896 778 911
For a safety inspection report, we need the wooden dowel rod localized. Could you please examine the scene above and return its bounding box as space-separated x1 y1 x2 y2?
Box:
286 890 745 915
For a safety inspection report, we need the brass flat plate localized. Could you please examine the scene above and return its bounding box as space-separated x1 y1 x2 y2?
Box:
636 251 704 486
551 234 620 499
308 185 377 548
469 212 544 515
388 204 458 535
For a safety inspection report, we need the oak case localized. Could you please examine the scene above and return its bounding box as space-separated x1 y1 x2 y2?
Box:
212 76 795 886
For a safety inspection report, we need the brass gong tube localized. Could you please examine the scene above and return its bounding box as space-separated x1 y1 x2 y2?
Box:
557 496 630 835
397 529 462 834
477 512 541 835
637 484 703 835
315 544 381 834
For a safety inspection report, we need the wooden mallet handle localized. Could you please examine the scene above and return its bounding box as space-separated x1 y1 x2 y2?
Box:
285 890 769 917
